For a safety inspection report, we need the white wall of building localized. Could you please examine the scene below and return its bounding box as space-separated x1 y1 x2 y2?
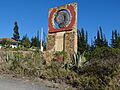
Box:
10 45 17 48
0 46 2 49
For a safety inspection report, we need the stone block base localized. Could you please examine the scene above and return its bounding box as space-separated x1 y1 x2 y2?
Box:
45 30 77 63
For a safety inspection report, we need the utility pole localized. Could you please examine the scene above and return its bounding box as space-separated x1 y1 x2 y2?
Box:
40 27 43 52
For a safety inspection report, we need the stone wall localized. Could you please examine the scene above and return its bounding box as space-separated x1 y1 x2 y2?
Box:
46 34 56 51
65 31 77 55
43 51 54 64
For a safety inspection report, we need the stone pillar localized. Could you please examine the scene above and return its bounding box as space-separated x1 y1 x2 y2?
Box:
46 34 56 51
64 31 77 55
44 3 78 63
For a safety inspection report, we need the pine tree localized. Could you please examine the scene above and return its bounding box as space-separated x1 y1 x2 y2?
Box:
78 28 88 54
31 31 40 48
21 34 31 48
95 30 101 46
37 30 40 48
31 36 39 47
94 27 108 47
90 38 95 51
103 34 108 47
111 30 120 48
12 21 20 41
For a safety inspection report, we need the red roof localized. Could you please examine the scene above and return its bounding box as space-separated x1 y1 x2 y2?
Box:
0 38 17 43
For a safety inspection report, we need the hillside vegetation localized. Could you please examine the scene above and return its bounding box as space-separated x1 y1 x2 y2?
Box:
0 47 120 89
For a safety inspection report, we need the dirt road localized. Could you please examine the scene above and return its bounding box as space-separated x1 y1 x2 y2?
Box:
0 78 55 90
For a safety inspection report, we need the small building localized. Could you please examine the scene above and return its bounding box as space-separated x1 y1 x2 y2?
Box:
0 38 18 49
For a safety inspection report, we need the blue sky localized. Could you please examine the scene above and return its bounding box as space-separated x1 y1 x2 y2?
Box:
0 0 120 44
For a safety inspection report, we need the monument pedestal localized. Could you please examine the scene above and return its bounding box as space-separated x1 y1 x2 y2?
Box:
46 30 77 54
44 3 77 63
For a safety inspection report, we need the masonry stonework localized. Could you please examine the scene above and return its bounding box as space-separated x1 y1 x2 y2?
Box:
44 3 77 63
46 34 56 51
65 31 77 55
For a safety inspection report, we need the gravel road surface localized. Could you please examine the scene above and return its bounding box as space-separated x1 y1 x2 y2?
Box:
0 78 55 90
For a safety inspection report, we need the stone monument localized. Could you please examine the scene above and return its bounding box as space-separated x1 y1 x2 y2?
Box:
45 3 77 63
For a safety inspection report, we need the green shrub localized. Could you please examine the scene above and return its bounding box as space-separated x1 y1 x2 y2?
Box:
1 47 120 89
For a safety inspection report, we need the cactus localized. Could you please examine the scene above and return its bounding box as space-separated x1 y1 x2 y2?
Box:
73 51 86 68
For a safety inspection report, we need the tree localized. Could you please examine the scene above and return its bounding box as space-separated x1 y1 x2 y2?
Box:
1 39 11 48
111 30 120 48
31 30 40 48
94 27 108 47
31 36 39 47
90 38 95 51
21 34 31 48
12 21 20 41
78 28 89 54
37 30 40 48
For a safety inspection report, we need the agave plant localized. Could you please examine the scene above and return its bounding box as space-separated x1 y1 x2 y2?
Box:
73 51 86 68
